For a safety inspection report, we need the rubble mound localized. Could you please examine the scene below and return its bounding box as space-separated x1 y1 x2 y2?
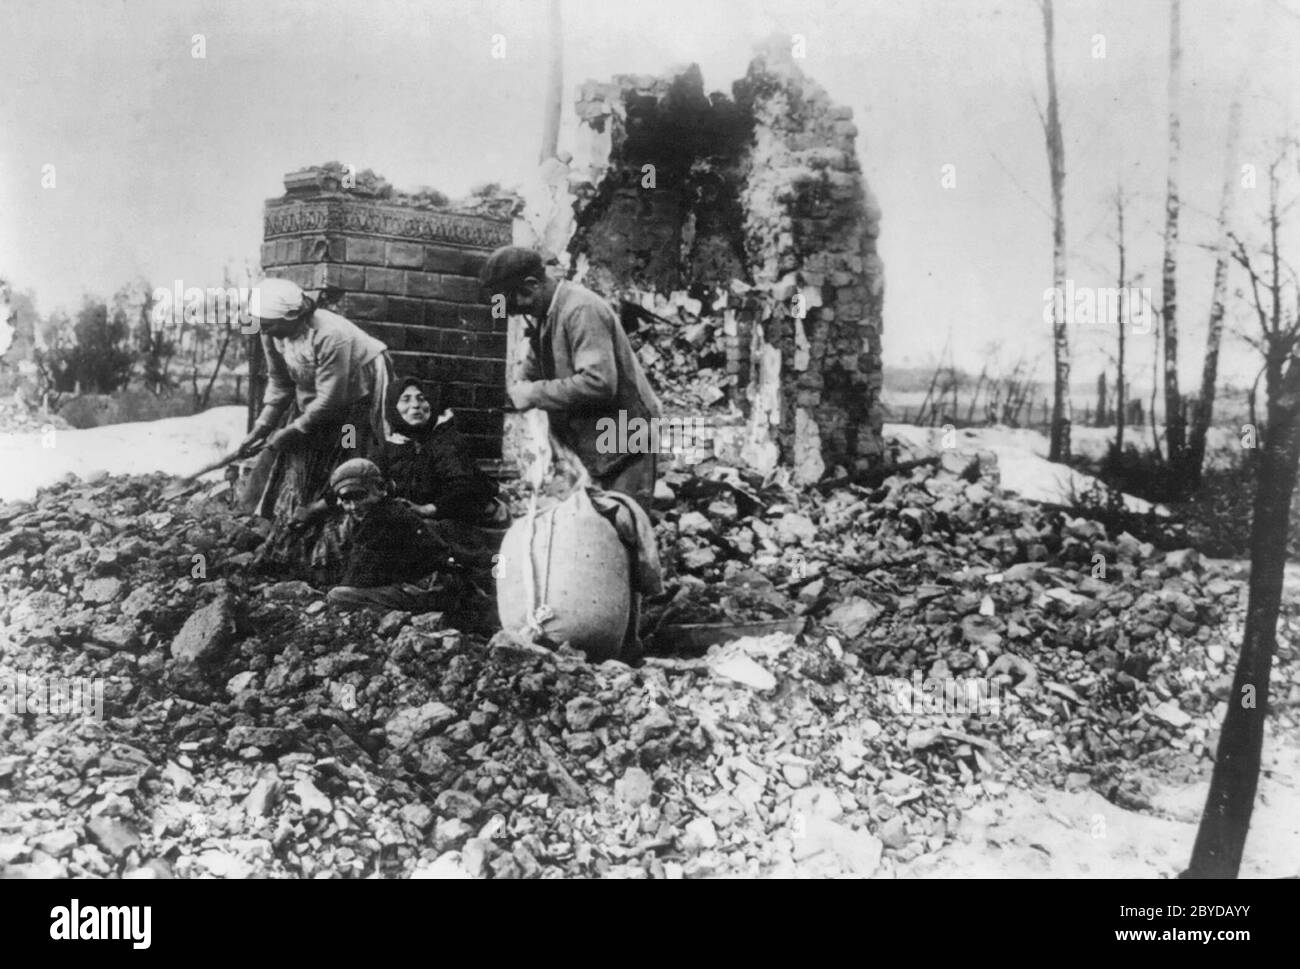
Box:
1 461 1297 878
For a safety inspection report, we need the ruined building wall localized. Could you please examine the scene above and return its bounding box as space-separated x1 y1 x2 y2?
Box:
258 166 514 460
736 47 886 477
569 66 751 296
559 44 885 479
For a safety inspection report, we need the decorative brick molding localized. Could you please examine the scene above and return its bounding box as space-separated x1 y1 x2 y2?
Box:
254 169 513 459
263 199 513 249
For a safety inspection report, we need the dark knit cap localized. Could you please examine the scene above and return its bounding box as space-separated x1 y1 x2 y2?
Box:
478 246 546 294
329 458 385 493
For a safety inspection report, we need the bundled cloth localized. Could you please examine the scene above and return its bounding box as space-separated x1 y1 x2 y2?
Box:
496 411 661 661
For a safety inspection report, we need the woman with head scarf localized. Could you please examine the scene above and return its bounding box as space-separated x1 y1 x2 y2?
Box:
374 376 506 602
375 376 500 523
240 277 394 584
377 377 501 522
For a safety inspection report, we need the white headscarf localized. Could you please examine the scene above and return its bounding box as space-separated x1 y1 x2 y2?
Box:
249 278 305 320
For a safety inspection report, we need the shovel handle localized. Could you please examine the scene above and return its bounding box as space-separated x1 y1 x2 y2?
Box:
183 443 262 483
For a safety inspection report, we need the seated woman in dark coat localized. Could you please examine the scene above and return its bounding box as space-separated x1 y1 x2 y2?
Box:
374 377 502 524
372 377 507 617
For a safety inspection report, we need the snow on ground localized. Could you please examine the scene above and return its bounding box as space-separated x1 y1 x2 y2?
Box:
885 423 1170 516
0 410 1178 515
905 734 1300 877
0 406 247 503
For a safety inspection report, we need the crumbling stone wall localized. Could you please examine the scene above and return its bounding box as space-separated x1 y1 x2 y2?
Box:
569 66 751 295
736 46 886 478
259 166 514 459
561 42 885 479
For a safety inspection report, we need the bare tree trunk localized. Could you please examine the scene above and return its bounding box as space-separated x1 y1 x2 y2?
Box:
1115 188 1127 455
1247 366 1263 445
1163 0 1186 473
539 0 563 164
1042 0 1070 461
1008 360 1032 425
917 337 951 426
1266 170 1284 407
1188 85 1244 486
1151 322 1163 461
966 363 988 423
1185 355 1300 876
200 322 235 411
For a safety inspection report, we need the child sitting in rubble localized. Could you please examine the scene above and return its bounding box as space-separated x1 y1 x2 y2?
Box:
321 458 448 611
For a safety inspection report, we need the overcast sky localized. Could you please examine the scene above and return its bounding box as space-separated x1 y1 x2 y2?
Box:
2 0 1298 390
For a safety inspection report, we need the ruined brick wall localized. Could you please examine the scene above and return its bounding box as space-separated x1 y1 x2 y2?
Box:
736 46 886 476
562 43 885 480
570 66 751 296
259 168 513 459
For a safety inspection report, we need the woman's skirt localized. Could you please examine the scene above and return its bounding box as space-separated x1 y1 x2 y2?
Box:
250 356 393 586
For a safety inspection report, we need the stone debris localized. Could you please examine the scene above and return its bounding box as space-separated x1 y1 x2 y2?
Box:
292 778 332 816
84 818 141 858
707 647 776 691
615 767 654 808
0 456 1296 881
170 587 237 668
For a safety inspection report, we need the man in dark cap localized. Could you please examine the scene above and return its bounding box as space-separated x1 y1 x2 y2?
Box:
478 246 662 512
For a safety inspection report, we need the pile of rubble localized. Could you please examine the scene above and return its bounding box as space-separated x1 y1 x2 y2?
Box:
622 290 735 413
1 454 1297 879
652 453 1300 787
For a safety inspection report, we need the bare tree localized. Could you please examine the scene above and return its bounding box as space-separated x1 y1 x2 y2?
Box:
1186 354 1300 878
965 360 989 423
916 333 954 427
198 263 253 410
1162 0 1186 473
1040 0 1070 461
1185 137 1300 878
1151 317 1163 461
1114 185 1129 454
1187 83 1245 487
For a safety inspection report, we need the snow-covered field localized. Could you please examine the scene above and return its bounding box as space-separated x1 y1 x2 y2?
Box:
0 406 247 503
885 423 1169 515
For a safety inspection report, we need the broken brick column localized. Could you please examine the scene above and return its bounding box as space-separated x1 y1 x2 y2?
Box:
736 45 885 479
258 167 513 459
562 46 884 481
